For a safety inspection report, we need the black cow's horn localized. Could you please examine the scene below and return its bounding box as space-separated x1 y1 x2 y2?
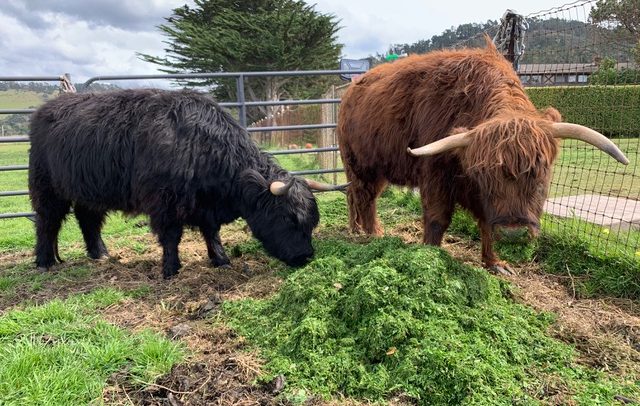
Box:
407 131 472 156
270 178 296 196
552 123 629 165
305 179 351 191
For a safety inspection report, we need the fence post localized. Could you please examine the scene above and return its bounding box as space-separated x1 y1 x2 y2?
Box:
237 74 247 128
493 10 527 71
332 85 338 184
60 73 77 93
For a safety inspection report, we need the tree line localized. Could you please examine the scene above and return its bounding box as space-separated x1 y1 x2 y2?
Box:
0 82 119 93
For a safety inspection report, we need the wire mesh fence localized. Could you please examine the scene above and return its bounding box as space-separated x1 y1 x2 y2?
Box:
445 1 640 265
524 1 639 264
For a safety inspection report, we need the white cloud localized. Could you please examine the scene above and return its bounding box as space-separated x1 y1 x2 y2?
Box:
0 1 595 86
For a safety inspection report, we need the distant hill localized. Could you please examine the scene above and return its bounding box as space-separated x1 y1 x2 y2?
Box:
0 81 120 95
0 88 51 136
378 18 636 65
0 89 49 110
0 82 120 136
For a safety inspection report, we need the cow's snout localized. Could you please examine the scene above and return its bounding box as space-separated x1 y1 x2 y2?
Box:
287 254 313 268
284 246 314 268
494 224 539 242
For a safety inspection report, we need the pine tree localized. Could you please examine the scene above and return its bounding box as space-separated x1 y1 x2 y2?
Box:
139 0 343 123
591 0 640 63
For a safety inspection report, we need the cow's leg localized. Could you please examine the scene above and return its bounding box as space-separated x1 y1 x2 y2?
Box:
346 183 363 234
74 204 108 260
419 187 454 246
478 220 513 275
344 166 365 234
200 223 230 267
33 195 71 270
346 176 386 236
341 141 386 235
150 211 183 279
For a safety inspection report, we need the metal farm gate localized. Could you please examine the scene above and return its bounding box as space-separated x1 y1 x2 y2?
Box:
0 69 364 220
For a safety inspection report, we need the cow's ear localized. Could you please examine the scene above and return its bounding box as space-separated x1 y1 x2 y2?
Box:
542 107 562 122
238 169 268 207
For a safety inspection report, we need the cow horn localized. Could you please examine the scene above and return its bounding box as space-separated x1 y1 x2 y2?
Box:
552 123 629 165
270 178 296 196
305 179 351 192
406 131 472 156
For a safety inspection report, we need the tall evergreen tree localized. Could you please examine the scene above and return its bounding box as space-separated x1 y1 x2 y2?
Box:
591 0 640 36
140 0 343 122
590 0 640 63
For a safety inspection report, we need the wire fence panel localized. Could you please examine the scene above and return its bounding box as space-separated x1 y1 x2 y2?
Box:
453 0 639 264
524 1 639 264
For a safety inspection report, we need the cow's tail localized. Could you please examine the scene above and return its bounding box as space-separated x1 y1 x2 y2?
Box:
54 236 64 264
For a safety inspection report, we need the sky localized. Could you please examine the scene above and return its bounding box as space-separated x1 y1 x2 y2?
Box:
0 0 594 87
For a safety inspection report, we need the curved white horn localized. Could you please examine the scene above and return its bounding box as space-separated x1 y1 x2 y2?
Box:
552 123 629 165
407 131 472 157
270 178 295 196
305 179 350 192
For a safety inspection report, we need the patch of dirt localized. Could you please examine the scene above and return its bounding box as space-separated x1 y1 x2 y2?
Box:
102 323 279 405
508 272 640 374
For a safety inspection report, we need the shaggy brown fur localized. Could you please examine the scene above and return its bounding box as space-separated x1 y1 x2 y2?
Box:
337 38 561 271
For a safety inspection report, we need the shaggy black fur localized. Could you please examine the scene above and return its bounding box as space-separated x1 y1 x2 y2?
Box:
28 89 320 278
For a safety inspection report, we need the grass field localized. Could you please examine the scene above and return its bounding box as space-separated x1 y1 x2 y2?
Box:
0 289 183 404
551 138 640 199
3 139 639 258
0 90 47 111
3 138 638 210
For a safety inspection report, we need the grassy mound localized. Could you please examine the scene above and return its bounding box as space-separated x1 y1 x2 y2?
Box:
224 237 637 404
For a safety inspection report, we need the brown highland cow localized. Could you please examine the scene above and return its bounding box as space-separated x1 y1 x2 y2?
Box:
337 38 628 274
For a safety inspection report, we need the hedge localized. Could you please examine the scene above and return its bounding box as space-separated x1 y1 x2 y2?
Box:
526 85 640 138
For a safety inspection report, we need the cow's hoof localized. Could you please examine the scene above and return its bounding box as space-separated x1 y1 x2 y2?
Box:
89 252 110 261
36 266 50 273
163 269 180 280
211 258 231 268
489 263 514 276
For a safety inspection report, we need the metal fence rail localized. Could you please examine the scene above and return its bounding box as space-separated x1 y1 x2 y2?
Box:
81 69 363 127
0 69 363 220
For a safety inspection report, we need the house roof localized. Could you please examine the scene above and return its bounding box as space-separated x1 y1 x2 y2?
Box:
518 62 635 74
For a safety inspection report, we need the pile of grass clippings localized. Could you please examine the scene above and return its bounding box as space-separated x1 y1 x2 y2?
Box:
224 237 638 404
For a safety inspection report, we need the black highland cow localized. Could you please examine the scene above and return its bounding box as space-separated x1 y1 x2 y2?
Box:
29 89 338 278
